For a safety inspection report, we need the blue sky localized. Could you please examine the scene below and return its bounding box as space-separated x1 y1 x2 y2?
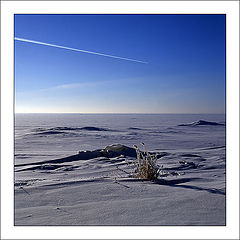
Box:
14 14 225 113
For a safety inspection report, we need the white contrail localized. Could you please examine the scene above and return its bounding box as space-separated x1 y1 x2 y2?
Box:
14 37 148 64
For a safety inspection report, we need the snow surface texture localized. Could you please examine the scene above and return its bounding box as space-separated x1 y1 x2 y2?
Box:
14 114 226 226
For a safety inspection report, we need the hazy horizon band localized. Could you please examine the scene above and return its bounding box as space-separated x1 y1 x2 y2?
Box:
14 37 148 64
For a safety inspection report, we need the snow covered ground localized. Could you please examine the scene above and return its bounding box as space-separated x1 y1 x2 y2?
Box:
14 114 226 225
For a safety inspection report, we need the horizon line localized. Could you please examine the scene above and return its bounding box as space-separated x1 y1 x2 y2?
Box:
15 112 225 114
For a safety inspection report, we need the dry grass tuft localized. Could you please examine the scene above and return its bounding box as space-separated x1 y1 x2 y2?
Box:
132 142 160 180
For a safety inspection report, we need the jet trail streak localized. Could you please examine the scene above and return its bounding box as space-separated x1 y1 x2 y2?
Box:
14 37 148 64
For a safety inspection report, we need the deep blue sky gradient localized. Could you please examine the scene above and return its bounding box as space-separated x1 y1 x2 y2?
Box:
14 14 226 113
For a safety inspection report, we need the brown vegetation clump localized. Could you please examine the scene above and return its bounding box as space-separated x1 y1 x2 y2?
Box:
133 143 160 180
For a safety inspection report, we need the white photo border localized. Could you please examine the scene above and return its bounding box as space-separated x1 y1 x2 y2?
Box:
1 1 239 239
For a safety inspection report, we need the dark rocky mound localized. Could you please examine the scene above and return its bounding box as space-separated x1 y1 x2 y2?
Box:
103 144 137 158
15 144 137 167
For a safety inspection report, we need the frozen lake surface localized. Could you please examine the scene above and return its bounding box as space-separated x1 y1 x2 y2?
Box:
14 114 226 225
